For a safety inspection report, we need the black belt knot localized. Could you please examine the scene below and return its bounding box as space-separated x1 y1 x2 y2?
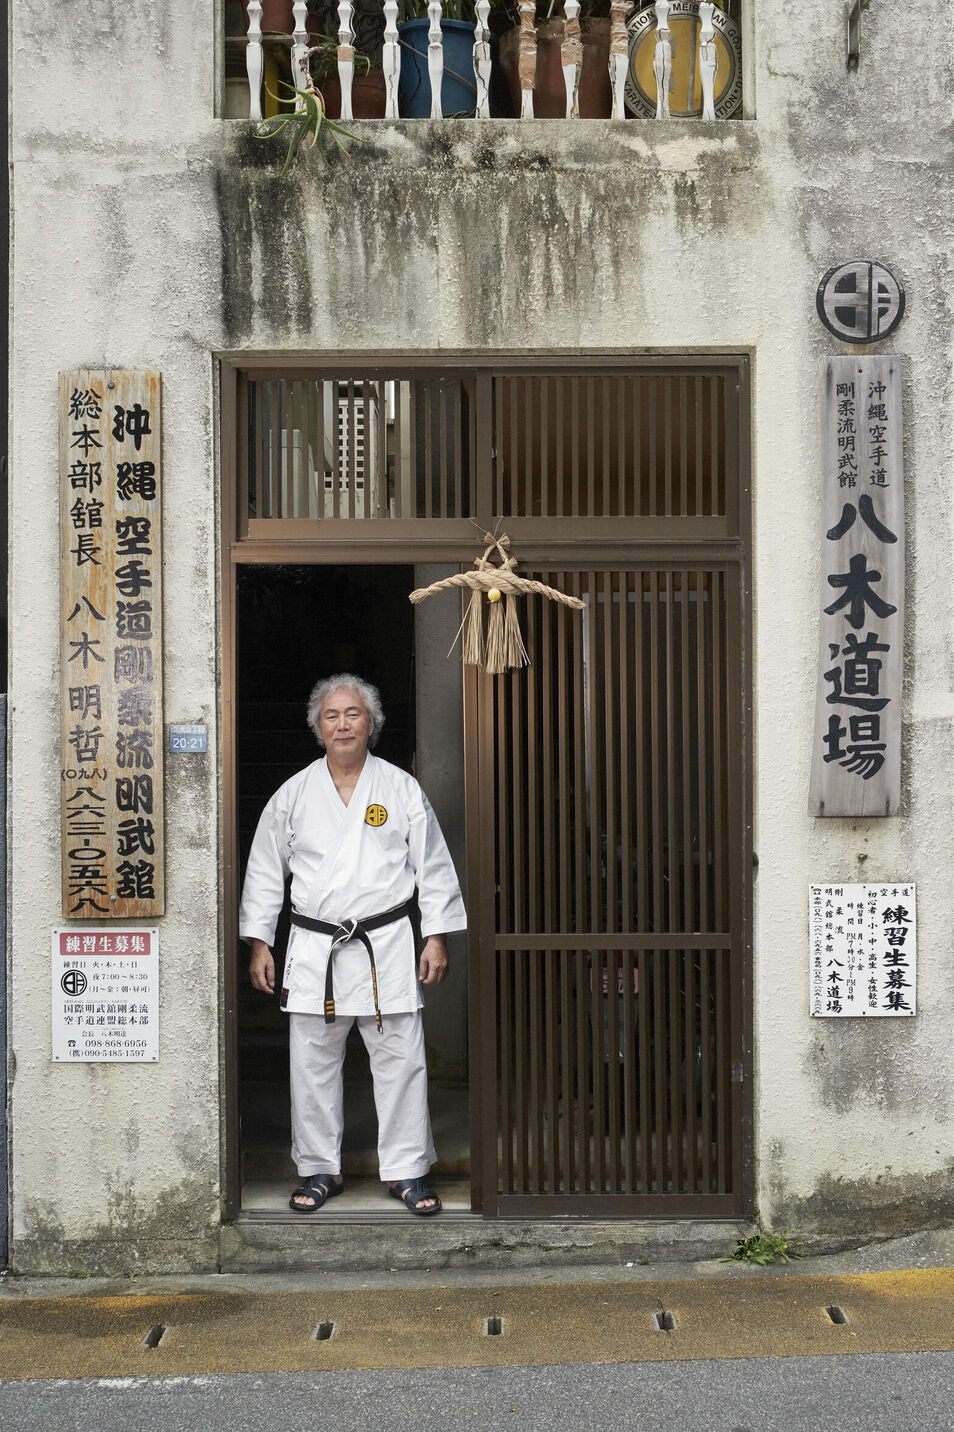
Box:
289 897 414 1033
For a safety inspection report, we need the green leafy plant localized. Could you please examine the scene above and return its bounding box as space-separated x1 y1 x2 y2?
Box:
398 0 478 19
306 32 376 77
721 1229 803 1266
255 80 367 174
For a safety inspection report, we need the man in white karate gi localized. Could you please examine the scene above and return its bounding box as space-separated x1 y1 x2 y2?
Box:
240 674 467 1216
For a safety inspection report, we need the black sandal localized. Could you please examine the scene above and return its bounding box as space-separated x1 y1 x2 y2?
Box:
289 1173 343 1214
389 1176 442 1216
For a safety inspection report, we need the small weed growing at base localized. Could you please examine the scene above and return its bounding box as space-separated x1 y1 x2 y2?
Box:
721 1229 803 1265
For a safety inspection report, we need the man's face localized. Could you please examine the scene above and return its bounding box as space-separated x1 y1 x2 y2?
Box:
319 687 371 756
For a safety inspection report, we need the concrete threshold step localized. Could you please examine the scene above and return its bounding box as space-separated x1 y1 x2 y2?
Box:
220 1216 751 1273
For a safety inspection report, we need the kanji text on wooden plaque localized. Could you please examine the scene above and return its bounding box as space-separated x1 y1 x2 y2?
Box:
59 370 164 917
809 356 903 817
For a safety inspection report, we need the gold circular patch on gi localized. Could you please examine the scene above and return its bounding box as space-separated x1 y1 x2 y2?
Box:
364 804 388 827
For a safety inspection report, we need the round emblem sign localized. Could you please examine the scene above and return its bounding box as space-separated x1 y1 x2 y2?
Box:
364 804 388 827
625 2 743 120
61 968 87 997
816 261 905 345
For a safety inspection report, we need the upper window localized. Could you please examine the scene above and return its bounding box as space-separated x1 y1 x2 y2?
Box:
234 363 736 535
223 2 745 125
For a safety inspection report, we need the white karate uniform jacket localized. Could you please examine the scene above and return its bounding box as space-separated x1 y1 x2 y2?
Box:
239 753 467 1017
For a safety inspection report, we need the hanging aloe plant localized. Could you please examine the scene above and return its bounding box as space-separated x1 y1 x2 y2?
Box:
256 80 367 174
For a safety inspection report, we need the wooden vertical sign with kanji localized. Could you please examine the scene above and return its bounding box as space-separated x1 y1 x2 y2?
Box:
59 370 165 917
809 356 903 816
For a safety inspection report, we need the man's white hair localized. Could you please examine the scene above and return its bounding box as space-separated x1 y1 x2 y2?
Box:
307 673 385 749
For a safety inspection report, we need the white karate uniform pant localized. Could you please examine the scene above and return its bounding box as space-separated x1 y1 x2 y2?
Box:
288 1010 437 1181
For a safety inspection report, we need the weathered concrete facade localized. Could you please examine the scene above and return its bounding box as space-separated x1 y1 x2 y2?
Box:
7 1 954 1272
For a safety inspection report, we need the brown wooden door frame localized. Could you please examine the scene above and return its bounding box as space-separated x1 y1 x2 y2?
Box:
218 355 753 1223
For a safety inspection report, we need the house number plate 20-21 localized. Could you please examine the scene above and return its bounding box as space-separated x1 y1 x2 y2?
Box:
169 723 208 753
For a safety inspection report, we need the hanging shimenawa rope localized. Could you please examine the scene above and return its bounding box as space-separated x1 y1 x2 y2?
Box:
408 532 585 675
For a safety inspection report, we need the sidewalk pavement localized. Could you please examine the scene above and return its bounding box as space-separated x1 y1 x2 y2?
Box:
2 1227 954 1380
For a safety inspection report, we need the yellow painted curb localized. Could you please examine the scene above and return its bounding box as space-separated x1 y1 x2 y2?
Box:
2 1268 954 1381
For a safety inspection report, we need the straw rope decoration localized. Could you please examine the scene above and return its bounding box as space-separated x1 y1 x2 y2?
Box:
408 532 585 675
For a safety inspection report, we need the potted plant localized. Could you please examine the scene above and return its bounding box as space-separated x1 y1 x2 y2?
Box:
241 2 331 41
307 33 388 119
242 0 296 34
497 0 614 118
398 0 482 118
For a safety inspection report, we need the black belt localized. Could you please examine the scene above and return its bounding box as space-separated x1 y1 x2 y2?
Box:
289 897 415 1033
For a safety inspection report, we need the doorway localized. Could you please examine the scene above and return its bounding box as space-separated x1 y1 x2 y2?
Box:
233 562 470 1214
221 357 752 1221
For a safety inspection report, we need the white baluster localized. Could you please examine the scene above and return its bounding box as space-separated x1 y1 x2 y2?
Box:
518 0 536 118
428 1 444 120
292 0 309 100
383 0 400 119
337 0 355 122
653 0 672 119
685 1 697 111
698 0 717 120
609 0 632 120
562 0 582 119
474 0 492 119
246 0 264 122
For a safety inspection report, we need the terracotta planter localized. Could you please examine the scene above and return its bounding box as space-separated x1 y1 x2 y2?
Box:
320 69 387 121
242 1 295 34
499 17 612 119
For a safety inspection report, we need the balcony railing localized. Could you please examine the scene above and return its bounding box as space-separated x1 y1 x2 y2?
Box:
227 1 743 125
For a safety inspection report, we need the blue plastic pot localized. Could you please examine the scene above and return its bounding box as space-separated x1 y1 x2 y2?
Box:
398 18 481 118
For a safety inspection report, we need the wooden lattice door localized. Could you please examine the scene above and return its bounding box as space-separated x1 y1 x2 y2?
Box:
470 562 749 1216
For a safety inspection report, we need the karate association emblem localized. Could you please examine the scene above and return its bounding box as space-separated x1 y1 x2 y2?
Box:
625 1 743 120
816 261 905 344
364 804 388 827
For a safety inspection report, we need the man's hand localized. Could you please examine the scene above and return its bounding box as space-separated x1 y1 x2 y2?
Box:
249 938 275 994
418 934 449 986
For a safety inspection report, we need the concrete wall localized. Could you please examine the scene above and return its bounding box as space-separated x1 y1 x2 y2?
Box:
7 0 954 1270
